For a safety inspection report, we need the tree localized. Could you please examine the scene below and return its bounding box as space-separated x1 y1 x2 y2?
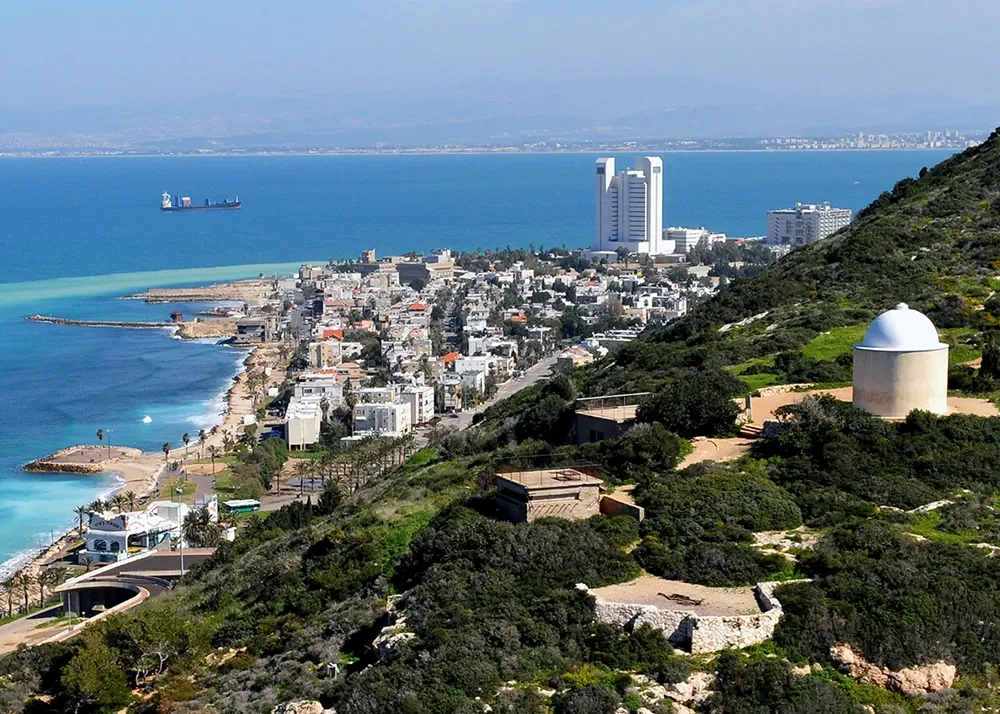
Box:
636 369 744 439
61 640 134 712
198 428 207 460
182 433 191 467
293 460 313 494
208 444 221 474
36 568 66 608
162 443 171 463
80 555 95 573
74 504 89 534
110 494 126 514
183 508 222 547
0 580 12 618
11 573 32 613
96 428 105 456
615 245 631 263
981 333 1000 380
122 490 137 512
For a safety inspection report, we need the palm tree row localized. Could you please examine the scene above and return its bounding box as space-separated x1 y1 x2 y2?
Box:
288 434 417 495
0 567 69 617
74 490 139 534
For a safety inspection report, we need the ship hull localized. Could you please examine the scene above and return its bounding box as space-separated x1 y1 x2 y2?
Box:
161 204 241 211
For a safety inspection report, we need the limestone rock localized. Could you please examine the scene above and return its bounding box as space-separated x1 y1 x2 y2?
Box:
663 671 715 706
887 662 957 696
271 702 324 714
830 643 956 695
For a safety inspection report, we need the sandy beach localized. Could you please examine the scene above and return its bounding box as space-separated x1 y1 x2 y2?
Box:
4 340 288 591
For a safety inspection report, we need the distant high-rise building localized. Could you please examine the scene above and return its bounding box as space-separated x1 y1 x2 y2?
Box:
665 227 728 255
593 156 663 254
767 202 852 248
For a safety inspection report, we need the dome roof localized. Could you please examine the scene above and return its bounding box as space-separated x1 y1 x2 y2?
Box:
857 303 946 352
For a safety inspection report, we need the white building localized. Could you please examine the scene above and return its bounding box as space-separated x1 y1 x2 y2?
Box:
353 401 412 437
401 385 436 425
767 202 852 248
286 396 323 449
665 227 728 255
84 501 189 563
594 157 664 255
294 373 344 408
853 303 949 419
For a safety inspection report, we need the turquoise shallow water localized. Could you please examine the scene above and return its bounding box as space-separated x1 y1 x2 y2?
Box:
0 151 957 569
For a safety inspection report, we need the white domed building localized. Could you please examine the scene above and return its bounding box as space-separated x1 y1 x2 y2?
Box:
853 303 949 419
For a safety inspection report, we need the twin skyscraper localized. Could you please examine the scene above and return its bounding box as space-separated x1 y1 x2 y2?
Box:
593 156 664 255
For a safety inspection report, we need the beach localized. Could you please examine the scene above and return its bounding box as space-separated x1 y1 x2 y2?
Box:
2 332 288 592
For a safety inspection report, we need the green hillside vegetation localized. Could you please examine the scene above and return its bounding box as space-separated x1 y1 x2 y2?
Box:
14 136 1000 713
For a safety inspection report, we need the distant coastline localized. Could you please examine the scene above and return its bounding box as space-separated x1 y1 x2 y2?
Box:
0 146 969 159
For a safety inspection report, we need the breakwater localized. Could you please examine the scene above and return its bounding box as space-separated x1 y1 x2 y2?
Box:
25 315 174 329
23 444 145 474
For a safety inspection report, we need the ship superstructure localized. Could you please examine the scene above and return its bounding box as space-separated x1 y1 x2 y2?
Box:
160 191 241 211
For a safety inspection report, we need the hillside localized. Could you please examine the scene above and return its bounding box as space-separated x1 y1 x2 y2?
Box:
566 130 1000 396
10 135 1000 714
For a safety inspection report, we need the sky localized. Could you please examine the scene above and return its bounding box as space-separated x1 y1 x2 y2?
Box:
2 0 1000 138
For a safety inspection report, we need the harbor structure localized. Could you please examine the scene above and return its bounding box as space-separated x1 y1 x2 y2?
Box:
766 202 851 247
593 157 664 255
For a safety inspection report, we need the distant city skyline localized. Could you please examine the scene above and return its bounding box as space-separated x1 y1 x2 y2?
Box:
3 1 1000 147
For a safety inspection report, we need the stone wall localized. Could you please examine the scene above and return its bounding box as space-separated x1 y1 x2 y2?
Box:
753 384 815 398
599 495 645 522
582 580 808 654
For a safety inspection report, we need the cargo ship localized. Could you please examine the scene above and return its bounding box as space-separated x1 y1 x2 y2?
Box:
160 191 241 211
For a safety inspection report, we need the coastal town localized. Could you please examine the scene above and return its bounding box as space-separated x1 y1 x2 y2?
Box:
0 238 751 650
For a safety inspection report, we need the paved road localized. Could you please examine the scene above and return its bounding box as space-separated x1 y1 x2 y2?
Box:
457 355 557 430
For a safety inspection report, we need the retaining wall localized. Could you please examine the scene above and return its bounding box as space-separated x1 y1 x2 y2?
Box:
583 579 806 654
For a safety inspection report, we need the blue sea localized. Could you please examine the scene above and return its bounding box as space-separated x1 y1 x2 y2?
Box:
0 150 956 568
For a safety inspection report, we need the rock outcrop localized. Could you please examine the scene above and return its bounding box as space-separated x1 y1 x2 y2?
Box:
630 671 714 710
271 701 329 714
830 643 956 696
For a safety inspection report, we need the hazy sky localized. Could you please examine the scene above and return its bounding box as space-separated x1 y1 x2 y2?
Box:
4 0 1000 112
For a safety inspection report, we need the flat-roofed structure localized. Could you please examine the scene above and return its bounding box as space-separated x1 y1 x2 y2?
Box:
574 392 649 445
495 467 603 523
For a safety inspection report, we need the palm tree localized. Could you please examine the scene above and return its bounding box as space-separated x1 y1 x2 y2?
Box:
123 491 137 512
36 570 56 608
182 433 191 467
73 505 89 534
222 433 235 454
198 429 207 461
0 580 12 618
80 555 95 573
293 460 313 495
208 445 221 474
96 428 104 451
110 494 126 514
162 443 171 463
11 573 32 613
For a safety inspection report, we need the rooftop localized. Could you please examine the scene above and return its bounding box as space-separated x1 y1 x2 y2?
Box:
496 468 603 490
590 575 762 617
857 303 946 352
575 404 638 423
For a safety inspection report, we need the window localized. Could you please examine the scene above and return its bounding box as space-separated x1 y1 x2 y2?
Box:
110 542 121 552
94 539 107 551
